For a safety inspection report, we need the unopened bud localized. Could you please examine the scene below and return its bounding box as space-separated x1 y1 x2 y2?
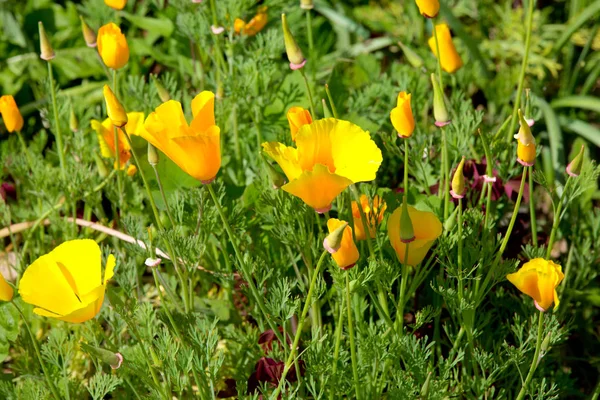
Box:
80 16 97 48
103 85 128 127
450 157 466 199
152 75 171 102
93 153 109 178
38 22 55 61
444 207 458 231
420 371 432 399
398 41 423 69
300 0 314 9
282 14 306 70
69 106 79 133
515 109 534 145
323 221 348 254
321 99 332 118
566 145 584 177
431 74 450 127
264 160 286 189
80 343 123 370
148 143 159 166
400 196 415 243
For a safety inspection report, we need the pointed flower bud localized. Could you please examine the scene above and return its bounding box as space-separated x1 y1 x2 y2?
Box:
566 145 584 177
399 196 415 243
281 14 306 70
93 153 109 178
38 22 55 61
431 74 450 127
323 221 348 254
148 143 159 166
515 109 536 166
80 16 97 48
326 219 359 270
300 0 314 10
152 76 171 102
415 0 440 18
69 106 79 133
420 371 433 399
265 160 287 189
103 85 128 128
322 99 332 118
397 41 423 69
450 157 466 199
390 91 415 138
80 343 123 369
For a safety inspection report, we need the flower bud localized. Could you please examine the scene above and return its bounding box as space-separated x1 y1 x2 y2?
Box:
126 164 137 177
420 371 433 399
0 95 24 133
80 343 123 369
93 153 109 178
323 221 348 254
148 143 159 166
515 109 536 167
152 75 171 102
38 22 55 61
322 99 332 118
281 14 306 70
300 0 314 10
415 0 440 18
390 91 415 138
264 160 287 189
69 106 79 133
450 156 466 199
104 0 127 10
103 85 128 127
566 145 584 177
431 74 450 127
80 16 97 47
400 196 415 243
397 41 423 69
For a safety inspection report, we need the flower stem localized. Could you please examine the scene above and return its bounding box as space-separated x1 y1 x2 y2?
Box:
151 268 183 342
479 130 494 229
325 84 339 119
346 271 361 400
395 243 410 335
11 301 63 400
299 68 316 117
403 139 409 196
47 61 66 180
152 165 176 228
305 9 314 56
442 128 450 220
546 176 572 259
112 69 124 214
506 0 536 142
432 19 444 91
528 166 538 246
515 310 545 400
271 250 328 399
16 131 34 171
329 299 345 400
457 199 464 300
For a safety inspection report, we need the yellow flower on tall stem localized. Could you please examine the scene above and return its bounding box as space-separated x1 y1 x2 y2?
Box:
507 258 564 311
388 205 442 266
141 91 221 184
326 219 360 269
91 112 146 169
104 0 126 10
428 24 463 73
18 240 115 323
351 194 386 241
97 23 129 70
0 95 24 133
262 118 382 213
287 106 312 141
0 273 13 302
390 91 415 138
234 6 268 36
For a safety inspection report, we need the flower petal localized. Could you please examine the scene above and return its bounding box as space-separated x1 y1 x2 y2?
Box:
262 142 303 181
330 119 382 182
48 239 102 297
191 91 215 133
170 125 221 181
282 164 352 211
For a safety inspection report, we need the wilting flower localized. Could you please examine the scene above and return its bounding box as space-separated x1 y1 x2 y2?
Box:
506 258 564 311
91 112 146 169
326 219 359 270
388 205 442 266
352 194 386 241
97 23 129 70
262 118 382 213
141 91 221 183
515 109 536 166
19 239 115 323
415 0 439 18
428 24 463 74
104 0 126 10
234 6 268 36
390 91 415 138
287 106 312 141
0 273 14 302
0 95 24 133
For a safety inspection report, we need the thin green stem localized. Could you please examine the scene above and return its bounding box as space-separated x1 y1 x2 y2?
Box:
306 10 314 56
403 139 409 196
515 311 545 400
152 165 176 228
299 68 316 117
325 84 339 119
442 128 450 220
47 62 66 180
528 166 538 246
432 19 444 90
546 177 572 259
346 271 361 400
271 250 328 399
329 300 345 400
151 268 183 341
112 70 124 214
12 301 63 400
16 131 34 171
506 0 537 142
395 243 410 335
457 199 464 301
479 130 494 229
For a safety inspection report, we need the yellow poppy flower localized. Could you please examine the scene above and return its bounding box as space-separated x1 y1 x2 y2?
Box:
287 106 312 141
415 0 439 18
352 194 386 241
18 239 115 323
0 95 24 133
0 273 13 302
388 205 442 266
390 91 415 138
104 0 126 10
506 258 564 311
97 23 129 70
428 24 463 74
141 91 221 183
262 118 382 213
234 6 268 36
91 112 146 169
327 219 359 269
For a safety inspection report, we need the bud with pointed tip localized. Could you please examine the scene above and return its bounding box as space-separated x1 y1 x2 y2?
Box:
80 343 123 370
431 74 450 127
102 85 128 127
264 159 287 189
400 196 415 243
398 41 424 69
566 145 584 177
80 16 97 48
322 99 332 118
282 14 306 70
324 221 348 254
515 109 536 166
152 75 171 102
69 106 79 133
93 153 109 178
450 157 466 199
38 22 55 61
148 143 159 166
326 219 359 270
420 371 433 399
300 0 314 10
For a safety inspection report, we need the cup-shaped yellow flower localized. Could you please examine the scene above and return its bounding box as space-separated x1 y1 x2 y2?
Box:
390 91 415 138
287 106 312 141
18 239 115 323
91 112 146 169
0 95 24 133
506 258 564 311
262 118 382 213
97 23 129 70
234 6 268 36
141 91 221 184
105 0 126 10
388 205 442 266
415 0 439 18
428 24 463 74
327 219 360 270
352 194 386 241
0 273 13 302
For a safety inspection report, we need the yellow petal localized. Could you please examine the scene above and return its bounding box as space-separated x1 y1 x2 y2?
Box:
287 106 312 141
47 239 103 296
415 0 440 17
428 24 463 73
295 119 336 173
104 254 116 283
0 273 14 302
327 219 360 269
507 267 541 304
390 92 415 138
262 142 303 181
154 100 189 135
170 125 221 182
191 91 215 133
0 95 24 133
